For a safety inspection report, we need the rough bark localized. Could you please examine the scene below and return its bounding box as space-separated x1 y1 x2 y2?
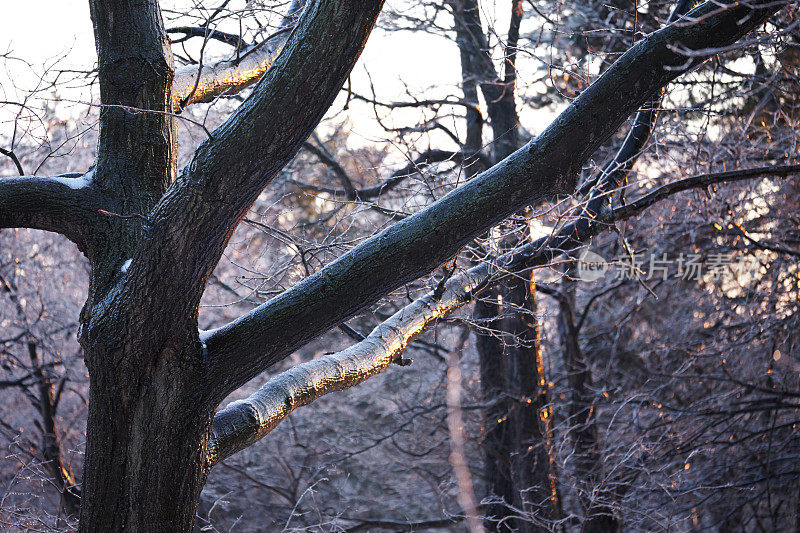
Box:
0 1 785 530
78 1 204 529
203 0 781 405
0 173 108 257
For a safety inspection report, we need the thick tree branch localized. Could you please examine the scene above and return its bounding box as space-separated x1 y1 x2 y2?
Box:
223 166 800 462
206 261 483 465
125 0 385 342
579 0 694 205
171 0 306 111
206 163 800 463
0 171 108 255
202 0 785 403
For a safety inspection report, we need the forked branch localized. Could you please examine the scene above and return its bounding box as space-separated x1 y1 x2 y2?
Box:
206 163 800 463
201 0 786 403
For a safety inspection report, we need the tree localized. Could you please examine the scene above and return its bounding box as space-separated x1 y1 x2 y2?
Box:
446 1 561 528
0 0 791 530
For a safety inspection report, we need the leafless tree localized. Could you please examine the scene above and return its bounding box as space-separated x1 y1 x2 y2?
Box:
0 0 794 531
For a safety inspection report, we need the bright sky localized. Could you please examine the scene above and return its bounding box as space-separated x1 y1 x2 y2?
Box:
0 1 557 161
0 2 462 143
1 2 94 65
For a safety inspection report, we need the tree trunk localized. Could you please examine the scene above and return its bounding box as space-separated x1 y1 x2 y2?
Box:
476 297 517 526
476 272 561 532
451 1 560 528
76 2 213 528
501 275 560 531
79 342 213 532
27 342 81 516
557 278 620 533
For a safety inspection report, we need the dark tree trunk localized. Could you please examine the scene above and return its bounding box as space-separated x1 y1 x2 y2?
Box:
500 275 560 531
79 340 213 531
27 342 81 516
73 0 388 529
476 273 560 533
451 1 559 529
77 1 214 530
71 1 388 530
557 278 620 533
475 297 517 525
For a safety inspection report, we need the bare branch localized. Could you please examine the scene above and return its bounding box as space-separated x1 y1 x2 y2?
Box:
172 0 305 111
167 26 245 48
201 0 786 403
206 163 800 463
0 171 108 255
290 149 470 199
0 146 25 175
300 139 357 198
206 256 486 465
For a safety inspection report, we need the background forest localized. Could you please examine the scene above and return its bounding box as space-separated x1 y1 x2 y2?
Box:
1 0 799 531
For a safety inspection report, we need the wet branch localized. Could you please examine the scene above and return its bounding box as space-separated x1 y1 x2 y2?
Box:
206 163 799 463
201 0 784 404
171 0 306 111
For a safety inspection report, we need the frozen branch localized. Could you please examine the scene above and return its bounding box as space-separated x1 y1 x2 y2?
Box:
171 0 305 111
206 262 484 464
201 0 786 403
206 163 800 462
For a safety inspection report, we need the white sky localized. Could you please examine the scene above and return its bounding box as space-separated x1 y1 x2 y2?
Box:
1 2 94 65
0 1 558 162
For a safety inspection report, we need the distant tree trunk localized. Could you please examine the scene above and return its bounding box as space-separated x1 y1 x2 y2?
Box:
501 275 561 530
475 272 561 533
556 277 620 532
475 298 518 525
451 1 561 529
27 342 81 516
